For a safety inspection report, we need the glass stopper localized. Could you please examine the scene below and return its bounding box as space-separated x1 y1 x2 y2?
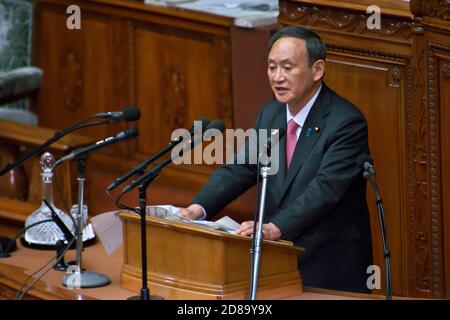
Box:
40 152 55 172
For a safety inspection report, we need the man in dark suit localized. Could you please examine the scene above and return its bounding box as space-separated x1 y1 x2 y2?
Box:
181 26 373 293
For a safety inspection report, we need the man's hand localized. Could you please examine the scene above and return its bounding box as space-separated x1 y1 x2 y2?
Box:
179 204 205 220
235 221 282 241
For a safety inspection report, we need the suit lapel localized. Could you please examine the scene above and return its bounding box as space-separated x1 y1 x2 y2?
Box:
280 85 332 201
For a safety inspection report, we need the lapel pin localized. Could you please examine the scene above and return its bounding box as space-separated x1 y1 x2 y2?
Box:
305 128 313 138
314 126 320 133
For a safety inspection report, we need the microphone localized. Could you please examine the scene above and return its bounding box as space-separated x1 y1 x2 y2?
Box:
357 153 392 300
356 154 376 176
176 118 225 154
264 128 285 155
106 117 210 192
194 119 225 141
120 119 225 195
56 127 139 165
92 106 141 122
0 107 140 177
258 128 285 167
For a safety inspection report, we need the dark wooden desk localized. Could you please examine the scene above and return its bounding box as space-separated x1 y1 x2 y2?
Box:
0 239 395 300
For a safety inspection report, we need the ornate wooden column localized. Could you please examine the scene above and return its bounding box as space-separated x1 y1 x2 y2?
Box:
409 0 450 299
279 0 450 298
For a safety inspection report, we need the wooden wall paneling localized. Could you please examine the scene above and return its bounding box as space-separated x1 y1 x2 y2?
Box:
32 0 235 214
133 25 227 155
132 23 232 186
324 50 408 297
230 25 277 130
108 17 135 157
36 7 118 141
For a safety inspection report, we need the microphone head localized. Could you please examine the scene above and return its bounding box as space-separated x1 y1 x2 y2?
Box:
206 119 225 132
266 128 285 150
122 106 141 122
195 117 210 132
356 154 376 176
202 119 225 139
271 128 285 140
356 154 372 169
118 127 139 140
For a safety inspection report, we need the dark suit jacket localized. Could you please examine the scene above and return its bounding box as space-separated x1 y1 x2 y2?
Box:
193 84 373 293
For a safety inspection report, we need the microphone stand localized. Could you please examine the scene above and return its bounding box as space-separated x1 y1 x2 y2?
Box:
126 171 163 300
62 156 110 288
363 171 392 300
248 157 271 300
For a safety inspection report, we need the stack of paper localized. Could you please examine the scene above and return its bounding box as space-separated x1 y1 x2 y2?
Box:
146 205 241 233
144 0 278 28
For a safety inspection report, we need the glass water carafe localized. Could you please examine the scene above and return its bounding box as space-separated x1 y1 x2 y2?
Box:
25 152 75 245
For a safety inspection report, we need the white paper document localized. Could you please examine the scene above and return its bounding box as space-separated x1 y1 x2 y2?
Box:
91 211 124 256
146 205 241 233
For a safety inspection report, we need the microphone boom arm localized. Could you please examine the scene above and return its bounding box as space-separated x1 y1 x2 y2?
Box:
0 118 113 176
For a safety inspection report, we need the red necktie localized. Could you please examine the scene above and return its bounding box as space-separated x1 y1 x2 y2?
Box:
286 119 299 169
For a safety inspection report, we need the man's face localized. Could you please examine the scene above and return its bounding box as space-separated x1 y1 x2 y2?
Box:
267 37 322 112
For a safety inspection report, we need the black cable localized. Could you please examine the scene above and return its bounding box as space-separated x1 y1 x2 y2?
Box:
16 235 76 300
0 207 76 298
110 189 140 215
0 219 53 257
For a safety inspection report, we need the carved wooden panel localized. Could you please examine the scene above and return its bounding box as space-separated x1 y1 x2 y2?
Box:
411 0 450 21
133 25 232 165
279 1 413 42
35 7 116 142
324 51 408 297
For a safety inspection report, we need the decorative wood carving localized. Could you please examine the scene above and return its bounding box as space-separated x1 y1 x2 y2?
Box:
410 0 450 21
408 33 430 296
442 63 450 81
388 66 402 87
279 1 413 40
327 45 407 64
60 49 83 111
426 42 450 297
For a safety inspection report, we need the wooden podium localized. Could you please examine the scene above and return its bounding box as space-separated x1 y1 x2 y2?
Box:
119 212 304 300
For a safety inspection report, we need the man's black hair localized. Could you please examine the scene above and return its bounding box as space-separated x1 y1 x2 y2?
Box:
269 26 327 67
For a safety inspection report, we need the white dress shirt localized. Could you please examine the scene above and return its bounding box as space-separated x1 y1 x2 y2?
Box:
286 84 322 139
